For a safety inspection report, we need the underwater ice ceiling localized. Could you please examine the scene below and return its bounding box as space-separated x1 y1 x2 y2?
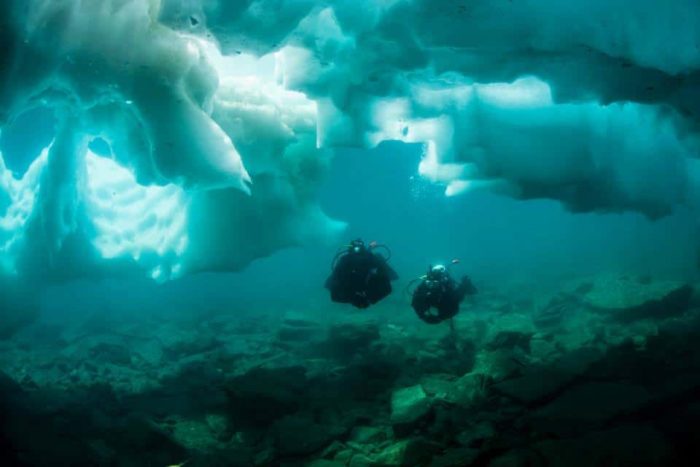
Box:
0 0 699 284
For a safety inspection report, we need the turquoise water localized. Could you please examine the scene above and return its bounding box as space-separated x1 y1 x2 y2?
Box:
2 1 700 466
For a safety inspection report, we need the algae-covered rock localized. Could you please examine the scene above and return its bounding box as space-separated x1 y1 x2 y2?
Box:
390 385 432 436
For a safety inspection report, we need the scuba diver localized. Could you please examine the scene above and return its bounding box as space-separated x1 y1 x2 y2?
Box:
325 239 398 309
409 260 477 324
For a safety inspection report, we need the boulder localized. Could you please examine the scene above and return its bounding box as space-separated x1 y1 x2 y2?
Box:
390 385 432 436
582 274 693 321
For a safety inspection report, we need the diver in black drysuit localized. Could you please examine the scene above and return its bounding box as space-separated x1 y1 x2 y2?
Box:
411 264 477 324
325 239 398 309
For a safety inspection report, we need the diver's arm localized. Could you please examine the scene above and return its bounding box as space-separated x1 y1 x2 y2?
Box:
457 276 477 299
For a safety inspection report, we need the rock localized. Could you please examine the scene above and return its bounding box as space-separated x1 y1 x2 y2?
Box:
420 374 462 405
350 426 388 444
349 453 379 467
533 294 574 328
274 415 346 457
550 346 602 375
170 419 219 451
431 448 480 467
253 447 276 466
132 340 164 366
455 421 496 448
530 382 651 436
535 423 671 467
225 366 307 428
277 312 324 342
582 274 692 321
88 342 132 365
390 385 432 436
325 322 380 358
334 449 355 464
452 372 489 407
320 440 346 459
160 327 218 358
492 367 575 405
205 413 231 441
373 438 442 466
472 349 524 382
528 337 559 362
486 331 532 352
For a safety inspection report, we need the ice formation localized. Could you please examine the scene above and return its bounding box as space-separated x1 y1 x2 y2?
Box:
1 0 699 287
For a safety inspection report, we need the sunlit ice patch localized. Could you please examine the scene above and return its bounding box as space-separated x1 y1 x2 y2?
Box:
84 150 190 281
0 147 47 276
476 76 553 108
